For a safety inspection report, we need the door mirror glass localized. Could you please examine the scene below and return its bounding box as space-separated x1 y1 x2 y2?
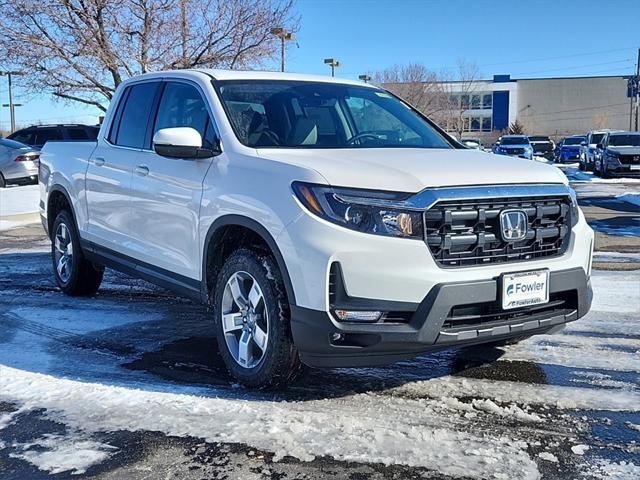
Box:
153 127 218 159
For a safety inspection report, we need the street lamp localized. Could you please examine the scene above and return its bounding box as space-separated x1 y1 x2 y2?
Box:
270 27 295 72
0 71 21 133
324 58 340 77
358 74 371 83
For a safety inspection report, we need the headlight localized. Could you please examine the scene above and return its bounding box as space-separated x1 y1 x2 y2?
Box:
569 187 580 227
607 150 619 159
292 182 423 239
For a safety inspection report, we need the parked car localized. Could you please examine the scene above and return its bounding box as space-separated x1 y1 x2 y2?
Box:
556 135 586 163
461 138 484 150
579 130 612 171
0 138 40 188
39 70 593 389
493 135 533 159
528 135 555 160
594 131 640 178
7 124 100 149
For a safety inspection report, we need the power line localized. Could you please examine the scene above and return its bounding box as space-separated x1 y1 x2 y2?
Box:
509 59 634 77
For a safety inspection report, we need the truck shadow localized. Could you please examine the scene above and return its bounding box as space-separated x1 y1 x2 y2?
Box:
0 251 547 402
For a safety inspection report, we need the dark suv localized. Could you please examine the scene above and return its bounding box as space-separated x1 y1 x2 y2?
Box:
594 131 640 178
7 124 100 149
528 135 555 160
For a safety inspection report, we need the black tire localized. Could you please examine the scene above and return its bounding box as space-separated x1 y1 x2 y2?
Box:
51 210 104 296
579 161 585 171
0 173 6 188
211 248 303 389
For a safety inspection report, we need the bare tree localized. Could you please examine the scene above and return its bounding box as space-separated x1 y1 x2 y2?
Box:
440 60 482 138
373 63 448 118
0 0 297 111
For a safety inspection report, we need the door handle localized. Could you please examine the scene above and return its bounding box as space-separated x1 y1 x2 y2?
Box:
93 157 105 166
135 165 149 176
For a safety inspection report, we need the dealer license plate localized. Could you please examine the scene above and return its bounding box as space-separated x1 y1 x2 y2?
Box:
501 270 549 310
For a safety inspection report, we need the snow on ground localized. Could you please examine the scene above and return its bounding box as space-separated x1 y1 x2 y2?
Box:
0 228 639 478
0 184 40 231
561 166 640 184
9 434 118 475
0 184 39 217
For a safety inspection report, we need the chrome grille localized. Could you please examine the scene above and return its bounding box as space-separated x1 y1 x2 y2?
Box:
424 195 572 267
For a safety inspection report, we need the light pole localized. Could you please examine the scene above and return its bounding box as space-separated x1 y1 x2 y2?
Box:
324 58 340 77
0 71 21 133
270 27 295 72
358 74 371 83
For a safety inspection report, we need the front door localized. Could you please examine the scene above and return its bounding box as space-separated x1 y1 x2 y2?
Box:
128 80 218 280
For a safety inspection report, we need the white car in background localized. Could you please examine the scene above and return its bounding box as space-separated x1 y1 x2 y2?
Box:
0 138 40 188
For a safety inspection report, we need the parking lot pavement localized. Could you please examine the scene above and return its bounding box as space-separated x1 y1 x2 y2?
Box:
0 226 639 480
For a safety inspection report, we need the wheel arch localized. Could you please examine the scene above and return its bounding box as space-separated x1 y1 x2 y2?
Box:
46 185 77 240
201 215 297 307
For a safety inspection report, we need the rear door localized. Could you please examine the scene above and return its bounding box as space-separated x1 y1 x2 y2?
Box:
85 80 161 253
127 79 217 280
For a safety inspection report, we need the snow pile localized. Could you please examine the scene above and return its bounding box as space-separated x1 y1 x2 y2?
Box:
537 452 558 463
9 433 117 475
471 399 543 423
588 459 640 479
571 444 589 455
617 192 640 208
394 376 640 412
0 366 542 480
0 185 39 217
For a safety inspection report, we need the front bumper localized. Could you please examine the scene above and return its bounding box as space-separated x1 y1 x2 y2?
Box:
292 267 591 367
606 166 640 177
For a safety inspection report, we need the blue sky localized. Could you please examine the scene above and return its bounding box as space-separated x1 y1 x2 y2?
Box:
1 0 638 130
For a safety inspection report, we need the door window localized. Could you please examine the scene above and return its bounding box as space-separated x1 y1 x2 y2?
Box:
34 128 64 146
112 82 160 149
153 82 216 148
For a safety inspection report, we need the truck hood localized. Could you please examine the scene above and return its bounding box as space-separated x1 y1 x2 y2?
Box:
256 148 567 192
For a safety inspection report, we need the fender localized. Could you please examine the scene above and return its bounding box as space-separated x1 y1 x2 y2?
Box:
45 184 77 238
201 215 297 306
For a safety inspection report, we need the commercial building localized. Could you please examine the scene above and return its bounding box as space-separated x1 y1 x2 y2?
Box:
435 74 633 141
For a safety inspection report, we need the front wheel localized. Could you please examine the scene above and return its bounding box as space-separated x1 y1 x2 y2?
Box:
212 248 303 389
51 211 104 296
0 173 6 188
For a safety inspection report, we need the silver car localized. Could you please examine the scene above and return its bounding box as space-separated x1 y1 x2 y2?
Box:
0 138 40 188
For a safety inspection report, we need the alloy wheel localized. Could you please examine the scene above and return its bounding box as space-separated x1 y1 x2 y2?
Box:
221 271 269 369
54 223 73 283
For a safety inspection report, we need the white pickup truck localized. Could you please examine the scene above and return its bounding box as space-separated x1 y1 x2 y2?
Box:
40 70 594 388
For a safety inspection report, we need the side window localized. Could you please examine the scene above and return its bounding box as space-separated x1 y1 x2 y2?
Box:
34 128 64 146
153 82 216 148
9 130 35 145
67 128 90 140
112 82 160 149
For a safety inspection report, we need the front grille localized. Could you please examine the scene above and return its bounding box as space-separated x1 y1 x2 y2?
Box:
619 155 640 165
532 144 552 153
425 195 571 267
442 291 577 330
504 147 525 155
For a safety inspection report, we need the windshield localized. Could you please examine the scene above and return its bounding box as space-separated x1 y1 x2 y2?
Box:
501 136 529 145
608 134 640 147
528 136 549 142
0 138 29 150
215 80 453 149
564 137 585 146
591 133 605 144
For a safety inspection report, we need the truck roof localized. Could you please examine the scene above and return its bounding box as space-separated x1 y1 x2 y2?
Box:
121 69 374 88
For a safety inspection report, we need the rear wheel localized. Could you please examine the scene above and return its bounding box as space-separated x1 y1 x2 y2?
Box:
212 248 303 389
52 211 104 296
0 173 6 188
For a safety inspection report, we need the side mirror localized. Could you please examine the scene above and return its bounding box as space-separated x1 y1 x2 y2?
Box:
596 143 603 149
580 141 587 146
153 127 220 159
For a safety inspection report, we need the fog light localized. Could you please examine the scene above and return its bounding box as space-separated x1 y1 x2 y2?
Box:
334 310 383 322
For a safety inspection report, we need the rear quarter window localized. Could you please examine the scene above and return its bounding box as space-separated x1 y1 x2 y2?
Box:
109 82 160 149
